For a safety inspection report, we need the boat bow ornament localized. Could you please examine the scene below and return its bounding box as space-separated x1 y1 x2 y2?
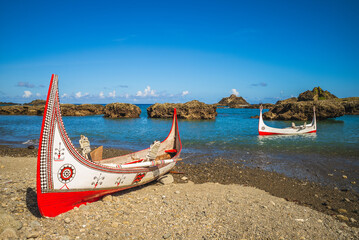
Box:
258 105 317 135
37 74 182 217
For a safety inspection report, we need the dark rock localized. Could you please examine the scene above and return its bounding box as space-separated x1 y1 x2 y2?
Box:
244 103 274 109
24 99 46 106
298 87 337 101
218 94 249 108
0 102 18 106
147 100 217 120
0 104 105 116
27 145 35 150
61 104 104 116
340 97 359 115
275 97 298 105
263 100 345 120
104 103 141 118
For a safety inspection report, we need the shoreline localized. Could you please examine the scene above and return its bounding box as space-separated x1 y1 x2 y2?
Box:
0 145 358 229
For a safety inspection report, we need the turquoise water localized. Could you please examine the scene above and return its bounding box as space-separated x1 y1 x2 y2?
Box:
0 104 358 191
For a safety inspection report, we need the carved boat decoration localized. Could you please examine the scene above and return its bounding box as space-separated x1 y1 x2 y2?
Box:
37 74 182 217
258 105 317 135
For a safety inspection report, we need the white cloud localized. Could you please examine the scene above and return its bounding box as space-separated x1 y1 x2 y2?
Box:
182 90 189 96
99 91 105 99
75 92 89 98
75 92 82 98
125 93 129 99
136 86 158 97
109 90 116 98
36 93 41 97
23 90 32 98
61 93 68 98
231 89 239 96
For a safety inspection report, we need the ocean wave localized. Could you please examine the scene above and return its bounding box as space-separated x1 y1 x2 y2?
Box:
22 139 39 145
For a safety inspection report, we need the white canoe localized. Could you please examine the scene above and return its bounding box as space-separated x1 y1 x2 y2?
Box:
258 105 317 135
37 74 182 217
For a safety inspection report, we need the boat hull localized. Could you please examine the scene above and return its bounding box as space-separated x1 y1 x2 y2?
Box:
258 105 317 135
37 74 182 217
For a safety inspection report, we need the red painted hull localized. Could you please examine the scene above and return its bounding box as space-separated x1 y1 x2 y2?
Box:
37 188 131 217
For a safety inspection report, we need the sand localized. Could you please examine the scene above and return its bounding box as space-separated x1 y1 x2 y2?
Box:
0 156 358 239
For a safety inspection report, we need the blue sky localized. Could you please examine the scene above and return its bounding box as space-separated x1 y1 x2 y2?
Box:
0 0 358 104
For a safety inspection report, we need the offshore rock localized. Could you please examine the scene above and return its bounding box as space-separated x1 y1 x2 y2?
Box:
218 94 249 108
147 100 217 120
24 99 46 106
276 97 298 105
244 103 274 109
263 100 345 120
340 97 359 115
104 103 141 118
298 87 337 101
61 104 104 116
0 104 105 116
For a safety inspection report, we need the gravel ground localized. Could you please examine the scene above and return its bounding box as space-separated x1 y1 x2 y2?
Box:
0 156 358 239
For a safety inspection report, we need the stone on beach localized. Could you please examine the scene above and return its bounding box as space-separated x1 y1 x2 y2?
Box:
158 174 174 185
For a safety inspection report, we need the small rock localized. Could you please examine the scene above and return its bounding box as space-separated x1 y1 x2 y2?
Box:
270 201 276 206
27 231 39 238
64 218 71 224
317 219 323 223
351 181 356 184
342 175 348 179
111 222 119 228
337 215 349 221
0 228 17 239
27 145 35 149
102 195 113 202
0 165 4 169
338 209 347 214
326 206 332 210
59 236 71 240
344 198 351 202
181 176 188 181
30 220 41 229
163 233 171 239
350 218 357 223
295 219 305 222
175 191 180 194
328 173 334 177
80 229 85 233
159 174 174 185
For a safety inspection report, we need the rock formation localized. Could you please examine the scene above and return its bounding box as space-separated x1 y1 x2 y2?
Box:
61 104 105 116
340 97 359 115
218 94 249 108
24 99 46 106
104 103 141 118
298 87 337 101
261 87 354 120
263 101 345 121
0 104 105 116
147 100 217 120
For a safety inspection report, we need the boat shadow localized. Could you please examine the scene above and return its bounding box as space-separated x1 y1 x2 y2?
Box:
26 187 42 218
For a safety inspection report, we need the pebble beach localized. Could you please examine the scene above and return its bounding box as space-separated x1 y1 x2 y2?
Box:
1 147 359 239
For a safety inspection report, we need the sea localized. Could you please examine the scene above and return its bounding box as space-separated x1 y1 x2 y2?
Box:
1 104 358 192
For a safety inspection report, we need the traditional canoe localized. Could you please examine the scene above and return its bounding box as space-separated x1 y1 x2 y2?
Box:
37 74 182 217
258 105 317 135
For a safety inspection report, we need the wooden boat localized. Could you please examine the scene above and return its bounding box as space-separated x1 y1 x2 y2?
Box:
37 74 182 217
258 105 317 135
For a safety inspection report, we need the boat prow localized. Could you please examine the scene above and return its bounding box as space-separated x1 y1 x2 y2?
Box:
258 105 317 135
37 74 182 217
